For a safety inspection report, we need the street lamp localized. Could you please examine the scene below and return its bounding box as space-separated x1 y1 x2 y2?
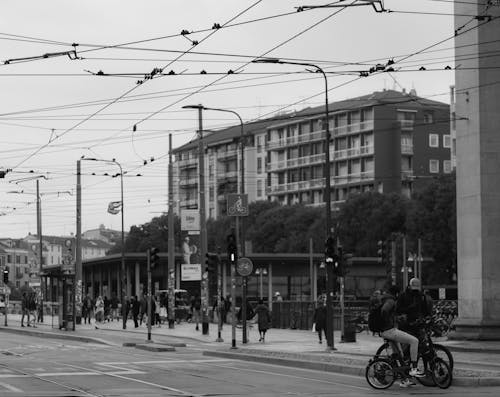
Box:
255 267 268 300
252 58 335 350
182 104 246 341
80 157 126 330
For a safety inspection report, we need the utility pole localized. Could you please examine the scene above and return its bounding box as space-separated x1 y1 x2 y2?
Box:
196 106 209 335
147 249 152 342
36 179 44 323
168 134 175 329
75 161 82 324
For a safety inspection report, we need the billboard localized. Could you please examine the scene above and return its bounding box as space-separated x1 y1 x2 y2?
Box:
181 264 201 281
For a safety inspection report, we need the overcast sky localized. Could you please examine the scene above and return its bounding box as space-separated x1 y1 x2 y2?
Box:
0 0 457 238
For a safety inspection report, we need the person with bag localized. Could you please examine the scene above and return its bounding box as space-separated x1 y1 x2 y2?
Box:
312 297 327 344
255 299 271 342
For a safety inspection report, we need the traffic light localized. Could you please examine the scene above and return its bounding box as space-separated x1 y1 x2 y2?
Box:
3 268 8 284
377 240 386 264
227 233 237 262
333 245 344 276
205 253 217 273
150 247 160 268
325 236 335 261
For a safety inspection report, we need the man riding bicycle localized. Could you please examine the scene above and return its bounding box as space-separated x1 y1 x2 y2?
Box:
397 278 433 337
380 285 425 382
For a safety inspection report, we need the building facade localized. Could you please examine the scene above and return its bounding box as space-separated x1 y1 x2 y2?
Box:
173 89 451 218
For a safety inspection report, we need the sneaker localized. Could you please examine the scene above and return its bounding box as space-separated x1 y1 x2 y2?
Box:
399 379 414 388
409 367 425 377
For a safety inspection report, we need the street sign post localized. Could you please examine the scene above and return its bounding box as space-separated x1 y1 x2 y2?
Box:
227 194 249 216
237 257 253 344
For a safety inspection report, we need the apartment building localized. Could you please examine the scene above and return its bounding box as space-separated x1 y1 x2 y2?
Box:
0 239 34 289
173 89 451 219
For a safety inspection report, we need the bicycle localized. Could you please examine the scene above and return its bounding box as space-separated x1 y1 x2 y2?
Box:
372 317 453 387
366 337 452 389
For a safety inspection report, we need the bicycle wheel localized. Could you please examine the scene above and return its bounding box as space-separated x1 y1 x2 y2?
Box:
365 358 395 389
430 357 453 389
416 359 436 387
433 344 454 371
374 341 392 358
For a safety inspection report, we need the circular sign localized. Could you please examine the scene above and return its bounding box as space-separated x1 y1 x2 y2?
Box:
237 257 253 277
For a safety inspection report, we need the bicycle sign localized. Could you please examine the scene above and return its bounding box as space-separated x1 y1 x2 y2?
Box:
227 193 248 216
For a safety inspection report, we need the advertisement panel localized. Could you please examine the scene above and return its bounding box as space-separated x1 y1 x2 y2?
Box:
181 264 201 281
181 209 200 231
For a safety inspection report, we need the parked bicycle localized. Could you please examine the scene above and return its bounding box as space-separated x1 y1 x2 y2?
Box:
365 326 453 389
372 317 453 387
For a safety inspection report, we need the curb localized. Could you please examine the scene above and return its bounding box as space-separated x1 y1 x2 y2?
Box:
0 326 112 346
203 349 500 387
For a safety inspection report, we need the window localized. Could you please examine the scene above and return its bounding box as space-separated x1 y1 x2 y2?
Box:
257 180 263 197
257 136 263 153
443 160 452 173
424 112 434 124
16 255 20 264
443 135 451 148
7 255 11 263
430 159 439 173
429 134 439 148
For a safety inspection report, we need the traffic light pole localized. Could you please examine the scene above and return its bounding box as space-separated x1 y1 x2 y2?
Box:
147 249 152 342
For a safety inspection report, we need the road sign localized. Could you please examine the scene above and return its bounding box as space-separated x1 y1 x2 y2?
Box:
227 194 248 216
237 257 253 277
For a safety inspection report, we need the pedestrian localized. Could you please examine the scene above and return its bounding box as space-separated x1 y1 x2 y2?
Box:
192 294 201 331
224 295 231 324
95 296 104 325
313 297 327 344
237 299 255 340
21 292 30 327
103 296 110 322
110 295 119 321
82 295 90 324
29 292 38 327
275 292 283 302
153 296 161 327
255 299 271 342
139 295 147 326
131 295 140 328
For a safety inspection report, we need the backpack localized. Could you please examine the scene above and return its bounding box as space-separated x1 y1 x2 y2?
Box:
368 293 384 333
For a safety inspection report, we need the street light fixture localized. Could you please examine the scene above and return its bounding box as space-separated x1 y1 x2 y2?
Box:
252 57 335 350
182 104 246 341
255 267 268 300
80 157 126 330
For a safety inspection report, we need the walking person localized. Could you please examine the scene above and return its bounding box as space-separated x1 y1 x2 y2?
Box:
21 292 30 327
237 299 255 341
131 295 140 328
313 297 327 344
139 295 147 326
255 299 271 342
82 295 90 324
103 296 110 322
28 292 37 327
224 295 231 324
110 295 119 321
192 294 201 331
94 296 104 326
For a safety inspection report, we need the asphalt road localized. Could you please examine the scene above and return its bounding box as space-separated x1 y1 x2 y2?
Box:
0 333 499 396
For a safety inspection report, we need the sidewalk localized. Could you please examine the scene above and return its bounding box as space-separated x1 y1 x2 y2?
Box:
2 313 500 387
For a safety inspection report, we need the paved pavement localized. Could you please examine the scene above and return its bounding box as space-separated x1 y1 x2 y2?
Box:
2 313 500 387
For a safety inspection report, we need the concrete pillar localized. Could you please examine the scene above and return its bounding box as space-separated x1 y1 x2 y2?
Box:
98 267 103 297
126 265 131 298
453 1 500 339
268 264 273 311
135 262 140 297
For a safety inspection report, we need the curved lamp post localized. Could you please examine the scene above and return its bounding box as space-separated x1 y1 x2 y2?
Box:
252 58 335 350
80 157 126 329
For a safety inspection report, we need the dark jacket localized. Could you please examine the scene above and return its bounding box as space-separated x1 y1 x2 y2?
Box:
396 288 432 324
237 302 255 321
313 305 327 330
380 293 397 332
255 304 271 331
131 299 140 316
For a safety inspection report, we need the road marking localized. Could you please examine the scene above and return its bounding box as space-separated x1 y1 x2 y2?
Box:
209 362 369 391
62 362 201 397
0 380 23 393
98 358 231 366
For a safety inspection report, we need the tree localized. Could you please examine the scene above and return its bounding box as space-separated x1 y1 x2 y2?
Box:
406 174 457 285
337 192 408 256
108 214 182 254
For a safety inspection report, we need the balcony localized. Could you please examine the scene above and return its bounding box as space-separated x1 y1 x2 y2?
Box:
398 120 414 131
177 157 198 169
266 177 325 195
179 176 198 187
401 144 414 155
179 198 197 207
217 170 238 179
335 171 375 185
266 130 326 150
401 170 414 180
334 145 374 160
332 119 374 137
217 148 238 160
